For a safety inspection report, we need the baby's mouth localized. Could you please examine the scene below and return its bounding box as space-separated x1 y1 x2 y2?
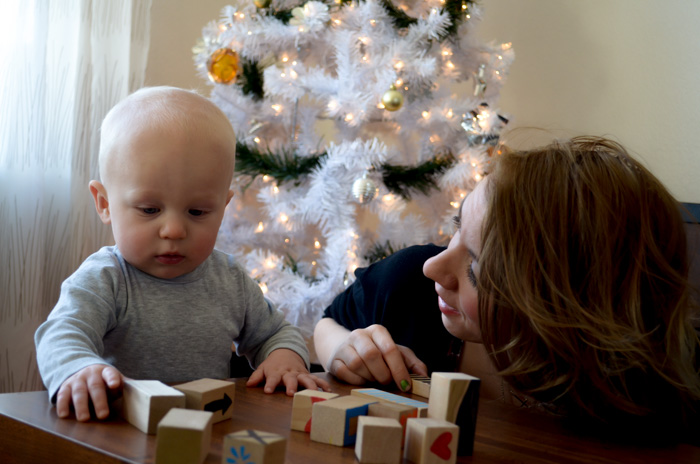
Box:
156 254 184 265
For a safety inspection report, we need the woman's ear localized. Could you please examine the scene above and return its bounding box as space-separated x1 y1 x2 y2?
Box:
89 180 111 224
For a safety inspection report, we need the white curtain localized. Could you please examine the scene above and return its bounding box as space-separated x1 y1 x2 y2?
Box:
0 0 152 393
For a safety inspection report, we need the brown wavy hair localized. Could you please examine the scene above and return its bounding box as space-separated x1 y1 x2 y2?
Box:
478 136 700 431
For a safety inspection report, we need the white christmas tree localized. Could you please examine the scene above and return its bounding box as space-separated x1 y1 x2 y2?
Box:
193 0 513 350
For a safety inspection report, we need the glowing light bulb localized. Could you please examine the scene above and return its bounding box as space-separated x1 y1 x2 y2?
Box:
450 201 460 208
345 113 354 122
422 111 430 120
475 173 483 181
314 240 321 249
279 213 288 223
254 137 261 144
271 104 282 113
259 282 268 294
256 222 264 232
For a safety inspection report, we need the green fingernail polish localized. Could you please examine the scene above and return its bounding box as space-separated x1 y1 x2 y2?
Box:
401 379 410 391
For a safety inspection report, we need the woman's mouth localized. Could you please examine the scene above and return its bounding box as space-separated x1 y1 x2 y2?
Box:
437 296 460 316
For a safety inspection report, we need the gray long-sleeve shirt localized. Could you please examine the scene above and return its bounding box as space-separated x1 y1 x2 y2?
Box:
35 246 309 401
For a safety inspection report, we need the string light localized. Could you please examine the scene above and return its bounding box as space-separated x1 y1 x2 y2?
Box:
314 239 321 249
256 222 264 232
421 111 430 120
279 213 288 222
259 282 268 294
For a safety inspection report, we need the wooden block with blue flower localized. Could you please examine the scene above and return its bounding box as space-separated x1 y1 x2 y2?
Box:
222 429 286 464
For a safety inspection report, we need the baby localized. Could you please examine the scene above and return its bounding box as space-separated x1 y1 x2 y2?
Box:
35 86 329 422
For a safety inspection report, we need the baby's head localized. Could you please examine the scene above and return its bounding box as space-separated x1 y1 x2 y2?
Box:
90 86 237 279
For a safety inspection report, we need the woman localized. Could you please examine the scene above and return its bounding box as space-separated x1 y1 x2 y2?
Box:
315 136 700 439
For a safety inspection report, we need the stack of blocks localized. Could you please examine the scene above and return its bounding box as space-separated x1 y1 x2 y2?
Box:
293 372 480 464
121 378 237 464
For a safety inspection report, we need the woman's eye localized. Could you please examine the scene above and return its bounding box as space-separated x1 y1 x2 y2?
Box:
142 207 159 215
189 209 205 217
467 262 478 288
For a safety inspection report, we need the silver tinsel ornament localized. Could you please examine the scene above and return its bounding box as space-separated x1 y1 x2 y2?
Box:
352 173 378 203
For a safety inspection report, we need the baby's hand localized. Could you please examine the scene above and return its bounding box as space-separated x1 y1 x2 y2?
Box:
55 364 123 421
246 349 331 395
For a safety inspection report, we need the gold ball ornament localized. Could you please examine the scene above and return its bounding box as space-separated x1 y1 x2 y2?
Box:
352 173 378 204
254 0 271 8
207 48 239 84
381 85 404 112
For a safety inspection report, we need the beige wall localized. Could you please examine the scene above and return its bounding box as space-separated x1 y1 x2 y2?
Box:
147 0 700 202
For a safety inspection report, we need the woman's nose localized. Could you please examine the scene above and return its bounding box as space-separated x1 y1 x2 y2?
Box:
423 249 458 290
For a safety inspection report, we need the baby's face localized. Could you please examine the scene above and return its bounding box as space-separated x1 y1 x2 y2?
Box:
103 124 234 279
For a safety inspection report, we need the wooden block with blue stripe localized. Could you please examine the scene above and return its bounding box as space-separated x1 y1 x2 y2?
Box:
310 395 376 446
351 388 429 417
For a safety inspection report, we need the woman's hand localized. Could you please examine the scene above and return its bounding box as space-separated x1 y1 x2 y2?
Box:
315 319 427 392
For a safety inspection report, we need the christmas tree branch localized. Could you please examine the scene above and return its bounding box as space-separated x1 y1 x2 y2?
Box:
235 142 326 186
380 153 455 200
235 142 455 199
238 59 264 100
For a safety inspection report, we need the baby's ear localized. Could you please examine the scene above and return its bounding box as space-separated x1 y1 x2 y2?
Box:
226 189 235 205
89 180 111 224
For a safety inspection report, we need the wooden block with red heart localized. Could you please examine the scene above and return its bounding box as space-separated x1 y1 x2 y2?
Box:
403 418 459 464
427 372 481 456
290 389 339 432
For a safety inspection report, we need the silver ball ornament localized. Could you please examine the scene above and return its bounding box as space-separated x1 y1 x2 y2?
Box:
352 174 378 204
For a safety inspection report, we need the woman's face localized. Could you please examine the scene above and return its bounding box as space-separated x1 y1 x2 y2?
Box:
423 178 488 342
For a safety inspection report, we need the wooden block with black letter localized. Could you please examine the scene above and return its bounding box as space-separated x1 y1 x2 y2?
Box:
173 378 235 423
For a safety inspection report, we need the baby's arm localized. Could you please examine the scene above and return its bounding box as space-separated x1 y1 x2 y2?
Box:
246 348 331 395
56 364 123 421
314 317 427 391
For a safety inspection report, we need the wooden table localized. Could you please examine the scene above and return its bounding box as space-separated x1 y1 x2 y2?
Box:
0 373 698 463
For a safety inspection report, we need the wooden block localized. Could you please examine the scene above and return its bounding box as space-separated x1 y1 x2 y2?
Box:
122 379 186 434
355 416 402 464
290 389 339 432
309 395 375 446
173 378 235 423
427 372 480 456
222 429 286 464
368 401 418 446
155 408 214 464
410 374 432 398
351 388 429 417
403 418 459 464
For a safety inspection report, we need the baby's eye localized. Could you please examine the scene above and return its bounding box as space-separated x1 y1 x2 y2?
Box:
142 207 159 215
189 209 205 217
